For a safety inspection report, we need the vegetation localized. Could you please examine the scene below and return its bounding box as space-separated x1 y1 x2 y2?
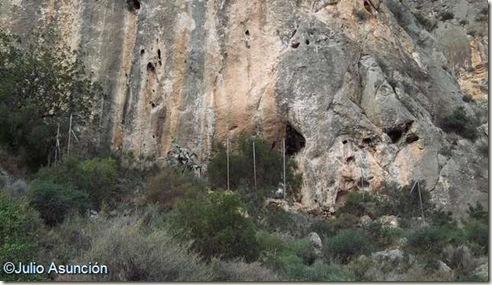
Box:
0 31 104 171
174 190 260 262
0 29 487 282
439 106 479 140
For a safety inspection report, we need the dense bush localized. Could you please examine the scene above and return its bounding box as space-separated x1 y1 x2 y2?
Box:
378 181 434 226
257 231 354 281
337 192 379 218
207 134 302 199
324 229 371 264
28 180 89 226
0 32 103 170
439 106 479 140
405 227 449 257
144 167 205 209
174 191 259 262
35 157 119 209
67 215 215 281
0 191 45 281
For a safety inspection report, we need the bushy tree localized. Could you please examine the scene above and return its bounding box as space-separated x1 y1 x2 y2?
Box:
0 192 45 280
34 157 119 210
207 134 302 213
28 180 89 226
0 31 104 170
174 190 259 262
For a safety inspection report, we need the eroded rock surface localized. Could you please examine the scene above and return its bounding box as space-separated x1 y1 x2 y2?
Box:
0 0 487 216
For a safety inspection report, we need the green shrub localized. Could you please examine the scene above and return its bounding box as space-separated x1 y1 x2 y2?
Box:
212 260 279 281
405 227 449 257
337 192 378 218
174 191 259 262
28 180 89 226
439 11 454 21
207 134 302 202
0 32 103 170
464 222 488 256
324 229 371 264
35 157 119 209
0 191 45 281
466 202 488 224
378 181 434 225
413 12 436 31
144 167 204 209
67 215 215 281
439 106 479 140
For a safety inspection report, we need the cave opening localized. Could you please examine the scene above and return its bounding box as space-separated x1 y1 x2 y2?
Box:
140 49 145 55
386 129 402 144
285 123 306 156
363 0 372 13
157 49 161 59
147 62 155 73
245 30 250 36
126 0 141 11
384 121 414 144
291 42 300 49
305 39 310 45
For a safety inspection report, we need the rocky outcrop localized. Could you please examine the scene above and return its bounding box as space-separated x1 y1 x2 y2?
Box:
0 0 487 216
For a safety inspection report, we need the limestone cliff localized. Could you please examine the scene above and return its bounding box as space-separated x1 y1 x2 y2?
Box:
0 0 488 216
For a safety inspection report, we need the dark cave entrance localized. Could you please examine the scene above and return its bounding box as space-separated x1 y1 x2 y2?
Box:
127 0 141 11
285 123 306 156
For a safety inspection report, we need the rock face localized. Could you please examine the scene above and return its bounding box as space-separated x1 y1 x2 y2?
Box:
0 0 487 216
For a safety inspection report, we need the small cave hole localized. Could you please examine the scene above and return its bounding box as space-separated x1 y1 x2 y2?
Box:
157 49 161 60
342 139 348 144
291 42 300 49
152 89 155 93
305 39 310 45
126 0 141 11
140 49 145 55
285 123 306 156
363 0 372 13
357 179 370 188
152 135 156 139
150 101 156 108
147 62 155 73
245 30 250 36
158 60 162 66
346 156 355 163
386 129 402 144
406 134 419 144
229 125 238 131
362 137 372 144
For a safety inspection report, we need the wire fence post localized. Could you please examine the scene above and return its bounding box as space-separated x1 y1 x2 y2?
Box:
283 138 286 200
226 137 230 191
417 181 425 223
253 141 257 191
67 113 73 156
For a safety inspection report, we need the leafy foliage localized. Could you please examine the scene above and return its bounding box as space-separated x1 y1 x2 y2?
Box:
207 134 302 213
0 192 45 281
144 167 205 210
28 180 89 226
439 106 479 140
0 31 103 170
174 190 259 262
324 229 371 264
34 157 119 209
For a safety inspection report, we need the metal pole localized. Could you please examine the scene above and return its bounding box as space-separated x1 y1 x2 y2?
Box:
67 114 73 156
227 137 230 191
253 141 257 191
417 181 425 222
283 138 286 200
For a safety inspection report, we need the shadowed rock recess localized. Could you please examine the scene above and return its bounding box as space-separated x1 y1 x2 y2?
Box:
0 0 487 216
